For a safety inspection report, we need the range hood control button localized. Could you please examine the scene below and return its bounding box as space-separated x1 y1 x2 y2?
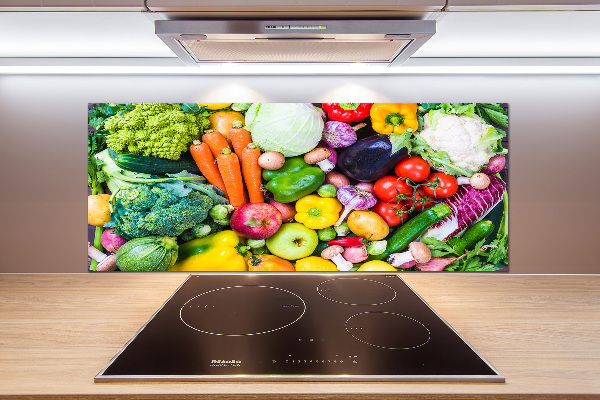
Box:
290 25 326 30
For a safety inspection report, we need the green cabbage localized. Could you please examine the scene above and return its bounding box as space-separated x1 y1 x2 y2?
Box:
245 103 324 157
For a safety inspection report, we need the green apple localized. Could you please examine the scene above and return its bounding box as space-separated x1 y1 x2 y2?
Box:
266 223 318 260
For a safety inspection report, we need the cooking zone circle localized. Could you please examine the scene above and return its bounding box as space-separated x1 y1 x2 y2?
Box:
180 286 306 336
316 278 397 305
346 312 431 350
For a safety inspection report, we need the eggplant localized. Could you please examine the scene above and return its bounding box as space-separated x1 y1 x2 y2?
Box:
337 134 409 182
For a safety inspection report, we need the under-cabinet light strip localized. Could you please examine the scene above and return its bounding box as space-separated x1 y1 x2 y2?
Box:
1 58 599 75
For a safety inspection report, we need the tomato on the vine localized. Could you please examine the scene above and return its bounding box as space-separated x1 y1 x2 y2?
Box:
373 176 413 202
394 156 430 182
372 200 409 227
421 172 458 198
404 188 434 212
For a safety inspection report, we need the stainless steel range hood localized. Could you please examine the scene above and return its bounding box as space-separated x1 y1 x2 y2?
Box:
155 20 436 67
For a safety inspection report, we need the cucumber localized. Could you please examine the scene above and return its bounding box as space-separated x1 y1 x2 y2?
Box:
461 220 495 250
311 241 330 257
108 148 200 175
370 203 452 260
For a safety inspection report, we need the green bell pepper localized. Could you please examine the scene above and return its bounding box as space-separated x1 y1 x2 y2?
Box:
262 157 325 203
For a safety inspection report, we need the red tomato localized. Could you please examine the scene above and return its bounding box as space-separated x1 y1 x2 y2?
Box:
372 200 409 227
373 176 413 202
404 188 434 212
421 172 458 198
394 156 430 182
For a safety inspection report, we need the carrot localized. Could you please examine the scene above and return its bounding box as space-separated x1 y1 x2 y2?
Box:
241 143 264 203
202 130 231 159
216 148 247 208
189 141 228 196
229 122 252 159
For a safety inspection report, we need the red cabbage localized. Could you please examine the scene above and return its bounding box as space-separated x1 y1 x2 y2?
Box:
425 175 506 241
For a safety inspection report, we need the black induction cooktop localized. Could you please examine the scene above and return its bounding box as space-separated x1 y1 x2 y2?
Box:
95 274 504 382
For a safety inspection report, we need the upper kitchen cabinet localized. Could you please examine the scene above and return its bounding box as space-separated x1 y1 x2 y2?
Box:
0 0 145 10
145 0 445 18
444 0 600 11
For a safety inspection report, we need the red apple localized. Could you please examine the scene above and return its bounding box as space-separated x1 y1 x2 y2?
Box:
230 203 283 240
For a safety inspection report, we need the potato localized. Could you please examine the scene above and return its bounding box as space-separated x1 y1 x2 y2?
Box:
88 194 112 227
347 211 389 241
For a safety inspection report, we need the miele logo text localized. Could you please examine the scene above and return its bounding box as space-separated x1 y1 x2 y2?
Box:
210 359 242 367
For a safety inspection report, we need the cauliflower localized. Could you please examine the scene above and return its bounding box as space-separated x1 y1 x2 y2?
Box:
420 112 497 172
104 103 209 160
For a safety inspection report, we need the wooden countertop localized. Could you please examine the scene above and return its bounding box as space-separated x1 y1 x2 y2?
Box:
0 274 598 400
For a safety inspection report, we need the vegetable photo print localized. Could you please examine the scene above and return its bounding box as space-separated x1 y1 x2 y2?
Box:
87 103 508 273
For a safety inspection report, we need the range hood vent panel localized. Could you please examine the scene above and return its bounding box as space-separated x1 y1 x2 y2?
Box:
156 20 435 67
182 39 411 63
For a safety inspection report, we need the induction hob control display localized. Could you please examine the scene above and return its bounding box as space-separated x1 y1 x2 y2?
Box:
95 274 504 382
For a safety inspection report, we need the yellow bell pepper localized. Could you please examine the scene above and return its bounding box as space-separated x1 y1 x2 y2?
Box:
294 195 342 229
370 103 419 134
169 230 248 271
197 103 232 110
295 256 338 272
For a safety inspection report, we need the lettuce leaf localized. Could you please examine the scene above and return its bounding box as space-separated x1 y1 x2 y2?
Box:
421 103 475 117
475 103 508 127
421 237 502 271
389 129 413 154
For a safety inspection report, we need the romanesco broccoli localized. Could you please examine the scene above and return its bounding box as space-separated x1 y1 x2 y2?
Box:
111 184 213 238
104 103 210 160
88 103 132 130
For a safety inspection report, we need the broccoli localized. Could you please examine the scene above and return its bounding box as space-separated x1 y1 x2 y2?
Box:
111 184 213 239
104 103 210 160
118 186 159 211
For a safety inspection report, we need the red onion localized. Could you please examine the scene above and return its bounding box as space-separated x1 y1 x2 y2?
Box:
480 155 506 174
267 199 296 222
343 246 369 263
415 255 467 271
100 228 128 253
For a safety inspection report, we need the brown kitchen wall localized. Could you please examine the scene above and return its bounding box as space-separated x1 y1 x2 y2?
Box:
0 73 598 274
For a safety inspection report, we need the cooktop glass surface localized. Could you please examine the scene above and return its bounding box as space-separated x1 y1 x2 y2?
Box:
95 274 503 382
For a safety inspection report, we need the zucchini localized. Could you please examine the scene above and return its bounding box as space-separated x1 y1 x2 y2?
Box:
370 203 452 260
116 235 179 272
461 220 495 250
108 148 200 175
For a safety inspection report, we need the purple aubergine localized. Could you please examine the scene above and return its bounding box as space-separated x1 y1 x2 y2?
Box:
338 134 409 182
425 175 506 240
322 121 358 148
